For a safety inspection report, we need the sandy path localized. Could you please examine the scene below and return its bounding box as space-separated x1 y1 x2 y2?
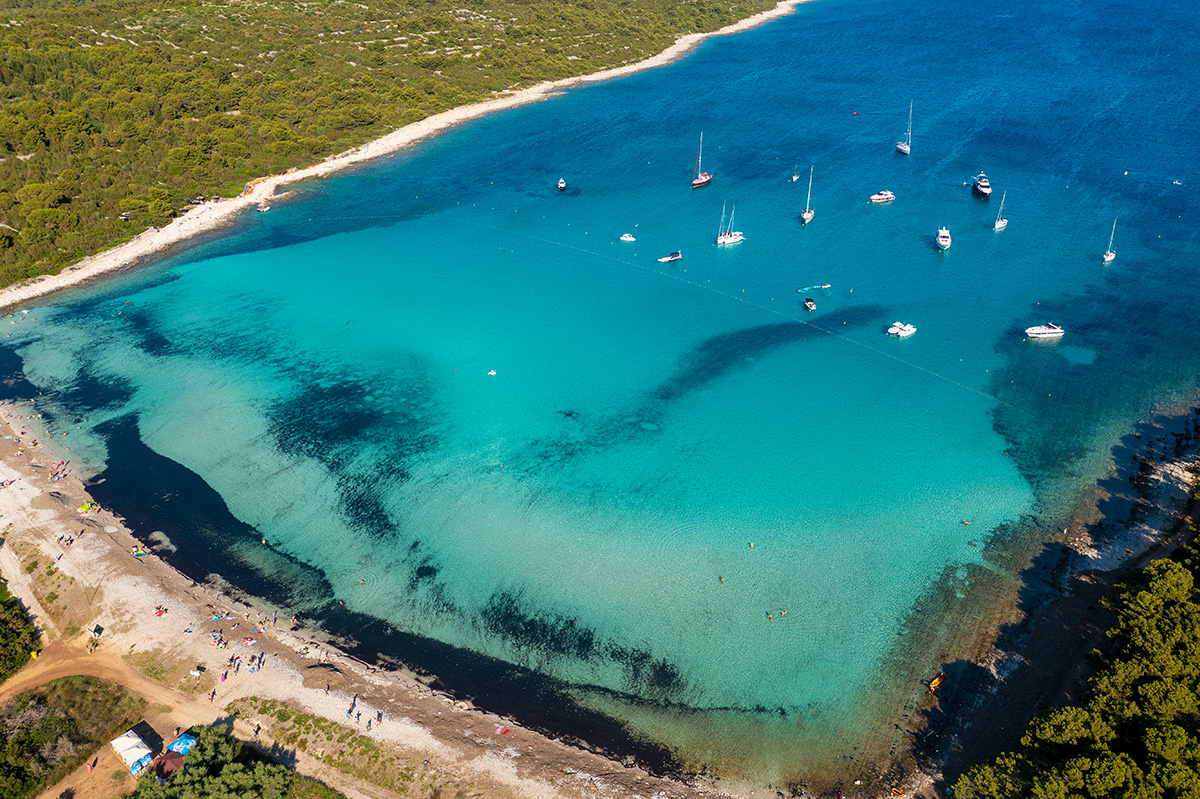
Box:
0 0 807 314
2 639 406 799
0 402 742 799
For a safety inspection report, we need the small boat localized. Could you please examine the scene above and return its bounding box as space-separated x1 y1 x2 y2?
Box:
928 673 947 691
803 298 816 311
657 251 683 263
800 165 815 225
557 178 567 191
936 226 951 250
972 173 992 196
691 133 712 188
256 203 271 212
887 321 917 338
896 100 912 155
620 233 636 242
1025 322 1065 339
791 160 800 183
1102 219 1116 263
994 191 1008 231
716 202 744 246
869 190 896 204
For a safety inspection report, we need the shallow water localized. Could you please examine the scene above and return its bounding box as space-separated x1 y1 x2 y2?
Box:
4 0 1199 786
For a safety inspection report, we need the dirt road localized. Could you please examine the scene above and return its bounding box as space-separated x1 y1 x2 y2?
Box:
2 639 402 799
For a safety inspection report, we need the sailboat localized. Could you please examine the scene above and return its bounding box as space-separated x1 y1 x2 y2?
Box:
994 191 1008 231
1102 219 1117 263
800 166 815 225
716 202 744 246
791 160 800 183
896 101 912 155
692 133 712 188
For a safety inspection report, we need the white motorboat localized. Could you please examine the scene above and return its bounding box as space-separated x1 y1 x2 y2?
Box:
716 203 744 246
657 251 683 263
620 233 636 242
691 133 712 188
800 165 815 225
971 173 992 196
557 178 566 191
869 190 896 204
936 226 951 250
887 322 917 338
1025 322 1065 339
803 298 816 311
896 100 912 155
1102 219 1116 263
994 191 1008 231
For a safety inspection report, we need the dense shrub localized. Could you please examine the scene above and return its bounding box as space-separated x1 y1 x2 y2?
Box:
0 0 775 288
955 538 1200 799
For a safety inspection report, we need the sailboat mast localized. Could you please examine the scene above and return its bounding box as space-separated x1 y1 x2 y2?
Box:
696 133 703 176
906 101 913 146
1109 219 1117 249
805 166 813 209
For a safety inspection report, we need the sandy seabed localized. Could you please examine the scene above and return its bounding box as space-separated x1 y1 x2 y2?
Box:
0 5 812 798
1 1 1198 796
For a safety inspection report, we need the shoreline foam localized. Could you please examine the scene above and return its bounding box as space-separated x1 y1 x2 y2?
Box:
0 0 805 314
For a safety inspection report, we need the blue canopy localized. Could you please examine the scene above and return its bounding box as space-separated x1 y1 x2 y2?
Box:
166 733 197 755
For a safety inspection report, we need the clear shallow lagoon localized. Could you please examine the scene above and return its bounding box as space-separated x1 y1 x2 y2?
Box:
4 0 1199 785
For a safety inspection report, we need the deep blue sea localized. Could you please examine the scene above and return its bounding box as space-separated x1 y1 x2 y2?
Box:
4 0 1198 786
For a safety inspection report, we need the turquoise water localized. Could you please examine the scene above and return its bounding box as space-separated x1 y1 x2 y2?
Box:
4 0 1199 785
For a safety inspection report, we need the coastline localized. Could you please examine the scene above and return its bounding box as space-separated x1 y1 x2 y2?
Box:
2 391 1197 799
0 0 1194 794
0 398 734 799
909 408 1200 796
0 0 805 314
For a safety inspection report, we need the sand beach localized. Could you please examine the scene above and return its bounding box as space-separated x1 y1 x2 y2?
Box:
0 0 807 314
1 396 1196 799
0 400 745 799
1 0 1199 795
0 6 817 797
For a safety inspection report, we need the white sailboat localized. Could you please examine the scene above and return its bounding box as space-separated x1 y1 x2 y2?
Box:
791 160 800 183
994 191 1008 231
800 166 814 225
716 202 744 246
896 100 912 155
1102 219 1116 263
692 133 712 188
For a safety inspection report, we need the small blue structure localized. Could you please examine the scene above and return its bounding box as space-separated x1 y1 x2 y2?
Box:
167 733 197 755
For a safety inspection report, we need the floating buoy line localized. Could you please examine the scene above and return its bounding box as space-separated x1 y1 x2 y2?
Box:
297 208 1012 408
458 217 1013 409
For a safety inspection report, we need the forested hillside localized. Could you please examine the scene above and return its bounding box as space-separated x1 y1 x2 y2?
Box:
954 530 1200 799
0 0 775 287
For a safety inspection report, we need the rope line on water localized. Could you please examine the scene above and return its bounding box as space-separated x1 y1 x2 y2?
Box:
461 218 1013 408
293 208 1011 408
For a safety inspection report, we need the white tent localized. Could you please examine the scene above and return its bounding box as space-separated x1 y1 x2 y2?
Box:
110 730 153 773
